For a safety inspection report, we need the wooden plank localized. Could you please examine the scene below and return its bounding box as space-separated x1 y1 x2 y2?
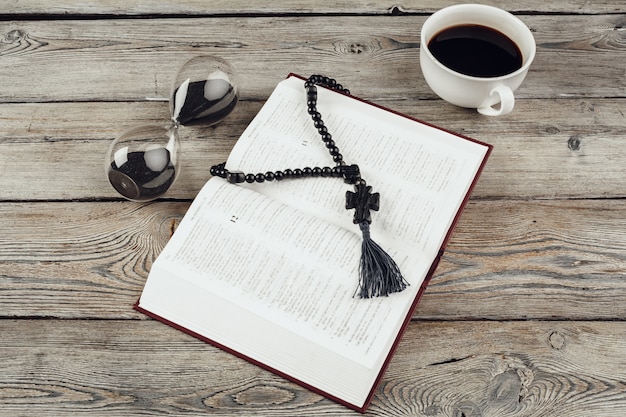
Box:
0 101 242 201
1 0 624 15
0 319 624 416
0 14 624 102
1 199 625 320
0 201 185 319
1 4 623 417
425 199 626 320
1 98 625 200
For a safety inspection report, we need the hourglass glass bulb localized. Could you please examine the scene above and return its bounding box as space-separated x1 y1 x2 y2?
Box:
105 124 181 201
170 56 238 126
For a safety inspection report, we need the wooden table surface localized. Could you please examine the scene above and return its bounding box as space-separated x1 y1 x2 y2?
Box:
1 1 625 416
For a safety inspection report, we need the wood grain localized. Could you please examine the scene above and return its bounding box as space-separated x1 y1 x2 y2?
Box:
1 97 625 200
1 2 625 416
0 14 624 102
1 199 626 321
0 319 624 416
1 0 624 15
0 201 186 319
425 199 626 320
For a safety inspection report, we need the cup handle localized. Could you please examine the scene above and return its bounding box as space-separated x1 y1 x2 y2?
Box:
477 85 515 116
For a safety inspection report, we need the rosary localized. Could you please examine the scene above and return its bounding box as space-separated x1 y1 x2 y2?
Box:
210 75 408 298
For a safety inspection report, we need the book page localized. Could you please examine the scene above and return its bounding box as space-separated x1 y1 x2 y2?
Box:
150 178 429 369
226 76 489 260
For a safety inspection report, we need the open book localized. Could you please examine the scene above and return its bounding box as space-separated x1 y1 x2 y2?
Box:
135 75 492 412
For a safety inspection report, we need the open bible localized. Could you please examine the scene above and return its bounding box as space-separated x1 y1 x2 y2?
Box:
135 75 492 412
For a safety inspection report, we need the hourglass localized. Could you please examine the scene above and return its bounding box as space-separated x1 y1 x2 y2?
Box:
105 56 238 201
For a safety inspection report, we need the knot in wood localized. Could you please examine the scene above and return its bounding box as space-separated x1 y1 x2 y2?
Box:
389 5 407 15
549 330 566 350
487 354 534 407
232 384 296 406
350 42 365 54
567 135 582 151
4 29 26 43
452 401 482 417
334 38 381 57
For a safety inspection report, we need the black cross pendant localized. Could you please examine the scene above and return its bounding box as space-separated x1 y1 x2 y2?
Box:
345 182 380 224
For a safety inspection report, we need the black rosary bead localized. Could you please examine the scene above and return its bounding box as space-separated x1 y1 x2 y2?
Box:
227 171 246 184
306 75 350 178
209 75 359 188
211 164 221 176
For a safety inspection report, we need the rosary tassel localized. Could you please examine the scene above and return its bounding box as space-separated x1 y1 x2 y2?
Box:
356 221 408 298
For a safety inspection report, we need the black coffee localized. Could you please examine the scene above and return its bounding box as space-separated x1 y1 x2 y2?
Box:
172 79 238 126
108 149 176 201
428 24 523 77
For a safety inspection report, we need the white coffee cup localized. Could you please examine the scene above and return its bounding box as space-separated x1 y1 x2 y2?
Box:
420 4 536 116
